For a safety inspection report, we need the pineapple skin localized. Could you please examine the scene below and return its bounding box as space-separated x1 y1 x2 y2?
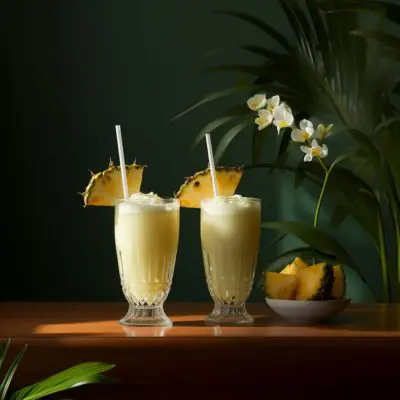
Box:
174 166 243 198
310 264 334 301
82 160 145 206
174 166 243 208
332 264 346 299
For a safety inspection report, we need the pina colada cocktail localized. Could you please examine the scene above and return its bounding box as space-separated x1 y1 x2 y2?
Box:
82 160 180 327
115 193 180 326
201 195 261 325
175 164 261 325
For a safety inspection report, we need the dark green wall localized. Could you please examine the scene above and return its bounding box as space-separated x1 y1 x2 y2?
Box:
2 0 374 302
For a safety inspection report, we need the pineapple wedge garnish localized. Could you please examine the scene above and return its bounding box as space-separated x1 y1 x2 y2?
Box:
175 167 243 208
82 160 145 206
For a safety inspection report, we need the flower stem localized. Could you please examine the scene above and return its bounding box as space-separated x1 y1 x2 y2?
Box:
313 157 330 228
378 209 391 302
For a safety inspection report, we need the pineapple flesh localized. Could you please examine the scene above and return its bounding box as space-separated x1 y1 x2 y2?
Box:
295 263 334 301
332 264 346 299
175 167 243 208
264 258 346 302
264 272 297 300
280 257 309 275
82 160 145 206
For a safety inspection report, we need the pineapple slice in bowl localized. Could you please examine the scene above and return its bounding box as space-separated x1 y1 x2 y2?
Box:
81 160 145 206
264 272 297 300
280 257 309 275
175 166 243 208
264 258 350 323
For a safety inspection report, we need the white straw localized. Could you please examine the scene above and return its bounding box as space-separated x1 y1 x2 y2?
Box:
205 133 219 197
115 125 129 200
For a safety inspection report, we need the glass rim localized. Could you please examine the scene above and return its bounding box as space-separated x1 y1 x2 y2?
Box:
115 197 179 205
200 196 261 204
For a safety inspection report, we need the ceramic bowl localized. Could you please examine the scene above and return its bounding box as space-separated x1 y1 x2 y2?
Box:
265 298 351 323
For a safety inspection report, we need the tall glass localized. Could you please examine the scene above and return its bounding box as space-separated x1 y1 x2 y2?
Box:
200 196 261 325
114 197 180 327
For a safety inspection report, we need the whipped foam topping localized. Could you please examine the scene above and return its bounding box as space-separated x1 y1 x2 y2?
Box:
117 192 178 214
129 192 164 205
201 195 260 215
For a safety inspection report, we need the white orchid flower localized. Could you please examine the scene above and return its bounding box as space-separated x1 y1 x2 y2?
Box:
316 123 333 140
266 95 280 113
273 102 294 134
300 139 328 162
247 93 267 111
255 109 273 130
291 119 314 142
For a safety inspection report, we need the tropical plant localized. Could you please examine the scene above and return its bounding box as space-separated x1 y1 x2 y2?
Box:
174 0 400 301
0 339 114 400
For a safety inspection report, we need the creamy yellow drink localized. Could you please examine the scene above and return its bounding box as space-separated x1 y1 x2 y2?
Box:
201 195 261 325
114 193 180 326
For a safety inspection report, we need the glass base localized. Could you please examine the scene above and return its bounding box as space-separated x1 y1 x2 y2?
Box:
120 305 172 327
205 303 254 326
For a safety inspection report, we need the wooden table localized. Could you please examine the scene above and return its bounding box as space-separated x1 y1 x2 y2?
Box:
0 302 399 399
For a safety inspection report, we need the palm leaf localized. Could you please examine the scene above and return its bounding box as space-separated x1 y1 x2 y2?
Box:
330 170 380 248
305 0 331 71
301 160 381 249
171 84 258 121
351 30 400 58
241 45 286 61
181 0 398 156
252 125 269 163
192 105 251 149
321 0 400 26
319 0 384 14
244 162 321 185
377 0 400 25
203 64 268 76
394 82 400 96
278 0 320 70
175 1 399 298
261 220 366 281
347 127 399 215
262 233 288 250
0 345 27 400
0 340 10 372
214 120 252 163
330 204 349 228
11 362 115 400
319 1 400 119
192 116 235 149
274 127 294 165
267 157 381 250
376 119 400 201
214 10 293 52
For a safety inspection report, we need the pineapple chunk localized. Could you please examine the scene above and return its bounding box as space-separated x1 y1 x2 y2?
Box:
82 160 145 206
332 264 346 299
175 167 243 208
295 263 334 301
264 272 297 300
280 257 309 275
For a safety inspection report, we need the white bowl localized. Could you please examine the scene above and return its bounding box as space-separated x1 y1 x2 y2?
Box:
265 298 351 323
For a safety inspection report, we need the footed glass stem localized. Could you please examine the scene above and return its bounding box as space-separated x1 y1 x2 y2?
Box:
205 303 254 326
120 304 172 327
